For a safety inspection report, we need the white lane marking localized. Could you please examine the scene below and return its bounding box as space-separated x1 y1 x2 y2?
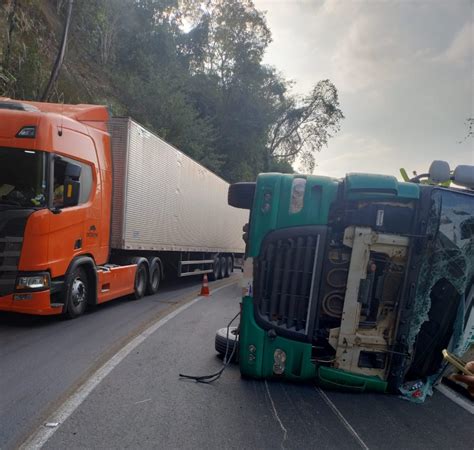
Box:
316 387 370 450
21 283 235 450
436 384 474 415
265 380 288 449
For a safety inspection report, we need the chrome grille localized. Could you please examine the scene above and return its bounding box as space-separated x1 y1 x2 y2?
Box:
0 210 30 296
254 227 327 339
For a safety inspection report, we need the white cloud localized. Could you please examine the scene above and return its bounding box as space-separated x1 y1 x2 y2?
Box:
431 22 474 65
254 0 473 179
320 0 360 18
331 15 410 93
308 134 395 177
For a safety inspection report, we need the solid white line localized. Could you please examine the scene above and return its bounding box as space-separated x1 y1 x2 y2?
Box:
134 398 152 405
21 283 235 450
435 384 474 415
264 380 288 448
316 387 370 450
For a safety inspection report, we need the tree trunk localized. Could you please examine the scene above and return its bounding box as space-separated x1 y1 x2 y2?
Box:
3 0 19 71
40 0 74 101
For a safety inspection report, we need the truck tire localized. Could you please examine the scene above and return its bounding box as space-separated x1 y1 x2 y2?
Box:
64 267 88 319
220 256 227 279
215 326 239 362
226 256 233 277
131 258 148 300
209 256 220 281
228 182 256 209
146 258 161 295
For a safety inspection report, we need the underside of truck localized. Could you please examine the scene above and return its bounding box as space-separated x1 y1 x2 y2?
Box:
234 174 473 395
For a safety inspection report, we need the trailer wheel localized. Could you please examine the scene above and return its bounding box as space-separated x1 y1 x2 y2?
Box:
209 256 220 281
131 259 148 300
146 258 161 295
226 256 233 277
215 326 239 362
220 256 227 279
64 267 88 319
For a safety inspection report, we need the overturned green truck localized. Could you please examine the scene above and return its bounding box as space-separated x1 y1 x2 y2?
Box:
228 162 473 399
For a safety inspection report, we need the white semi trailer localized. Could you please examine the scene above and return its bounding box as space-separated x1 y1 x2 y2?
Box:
109 117 247 284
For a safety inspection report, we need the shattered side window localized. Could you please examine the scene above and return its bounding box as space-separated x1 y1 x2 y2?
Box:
400 189 474 400
409 189 474 345
408 189 474 351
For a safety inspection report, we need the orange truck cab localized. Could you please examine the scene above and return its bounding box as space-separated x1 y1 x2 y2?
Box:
0 98 136 317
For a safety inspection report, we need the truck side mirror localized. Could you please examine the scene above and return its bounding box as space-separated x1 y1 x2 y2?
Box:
63 179 80 207
63 161 82 207
228 182 256 209
65 161 82 180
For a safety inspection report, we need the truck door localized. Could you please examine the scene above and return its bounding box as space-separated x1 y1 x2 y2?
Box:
48 155 98 277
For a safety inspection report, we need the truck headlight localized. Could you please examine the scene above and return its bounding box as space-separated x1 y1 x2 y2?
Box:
16 273 50 290
273 348 287 375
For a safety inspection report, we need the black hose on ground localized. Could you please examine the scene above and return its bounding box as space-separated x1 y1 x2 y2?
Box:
179 311 240 384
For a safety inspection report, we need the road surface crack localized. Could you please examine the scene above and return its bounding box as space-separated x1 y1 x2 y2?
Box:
265 380 288 449
316 387 369 450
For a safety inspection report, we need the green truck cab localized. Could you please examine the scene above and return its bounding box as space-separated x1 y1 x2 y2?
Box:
228 163 473 397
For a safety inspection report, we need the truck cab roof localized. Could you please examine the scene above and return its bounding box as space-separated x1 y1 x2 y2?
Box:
0 97 109 131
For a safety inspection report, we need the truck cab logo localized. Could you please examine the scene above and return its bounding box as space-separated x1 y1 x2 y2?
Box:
86 225 98 238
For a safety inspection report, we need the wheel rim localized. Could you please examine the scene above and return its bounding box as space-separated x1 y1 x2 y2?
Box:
71 277 86 308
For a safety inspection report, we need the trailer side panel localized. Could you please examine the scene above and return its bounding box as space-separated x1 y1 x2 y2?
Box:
110 118 247 253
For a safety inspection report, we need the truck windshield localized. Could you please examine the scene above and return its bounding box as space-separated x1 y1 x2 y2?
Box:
0 147 47 208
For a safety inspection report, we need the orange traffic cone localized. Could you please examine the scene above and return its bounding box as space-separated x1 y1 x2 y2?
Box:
200 274 210 296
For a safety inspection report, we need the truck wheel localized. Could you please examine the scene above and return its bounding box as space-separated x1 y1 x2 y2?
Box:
209 256 220 281
220 256 227 279
64 267 88 319
215 326 239 362
132 259 148 300
226 256 233 277
146 259 161 295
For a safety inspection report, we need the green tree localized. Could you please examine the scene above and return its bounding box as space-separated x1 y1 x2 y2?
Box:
0 0 49 99
180 0 343 180
1 0 344 183
460 118 473 142
267 80 344 173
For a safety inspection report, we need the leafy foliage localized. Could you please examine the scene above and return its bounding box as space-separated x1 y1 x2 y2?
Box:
0 0 344 182
268 80 344 172
0 0 50 99
460 118 473 142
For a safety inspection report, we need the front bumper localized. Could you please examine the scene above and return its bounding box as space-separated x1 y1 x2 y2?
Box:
0 290 63 315
239 295 389 392
239 295 318 381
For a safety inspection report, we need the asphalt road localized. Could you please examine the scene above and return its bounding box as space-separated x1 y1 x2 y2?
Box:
0 274 233 450
13 282 472 450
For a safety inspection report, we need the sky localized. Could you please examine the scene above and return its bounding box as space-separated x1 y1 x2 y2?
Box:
253 0 473 179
